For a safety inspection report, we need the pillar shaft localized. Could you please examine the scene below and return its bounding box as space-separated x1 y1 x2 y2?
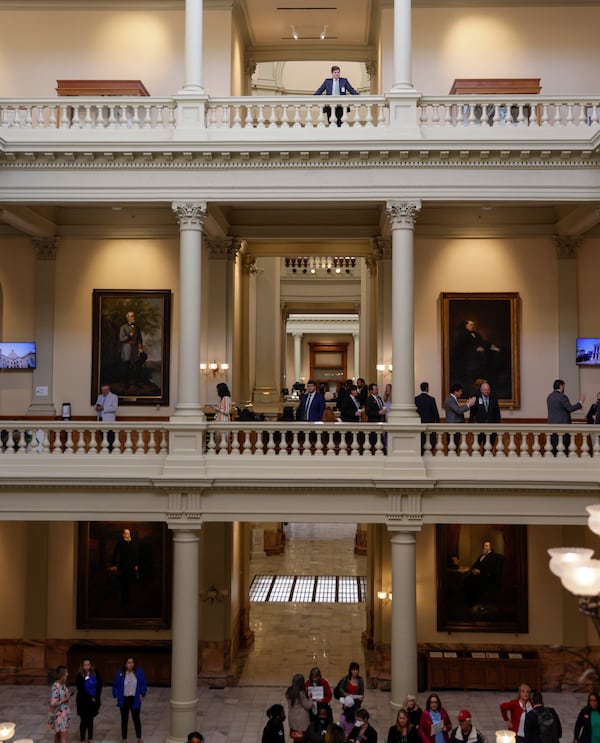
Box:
293 332 302 384
168 527 201 743
27 238 58 417
387 201 421 421
172 202 206 417
390 530 417 707
393 0 413 90
182 0 204 92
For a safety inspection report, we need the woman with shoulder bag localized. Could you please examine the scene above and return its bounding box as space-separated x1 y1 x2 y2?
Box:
286 673 312 743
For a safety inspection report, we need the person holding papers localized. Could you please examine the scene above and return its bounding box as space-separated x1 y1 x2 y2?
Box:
305 667 333 721
419 694 452 743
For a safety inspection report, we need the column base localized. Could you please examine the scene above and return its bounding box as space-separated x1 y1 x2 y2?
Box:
26 402 56 417
171 405 206 420
167 697 200 743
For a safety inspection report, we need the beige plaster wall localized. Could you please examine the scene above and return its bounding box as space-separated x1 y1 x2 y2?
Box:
52 237 179 418
0 522 27 637
382 6 600 95
0 10 184 97
577 238 600 398
414 236 561 419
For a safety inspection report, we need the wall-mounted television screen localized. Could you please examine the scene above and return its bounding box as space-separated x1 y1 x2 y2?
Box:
576 338 600 366
0 342 36 369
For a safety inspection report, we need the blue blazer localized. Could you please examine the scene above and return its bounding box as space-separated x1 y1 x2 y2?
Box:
112 667 147 709
314 78 358 96
296 392 326 422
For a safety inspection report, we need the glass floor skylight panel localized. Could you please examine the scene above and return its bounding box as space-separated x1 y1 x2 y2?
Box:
249 575 367 603
338 576 360 603
268 575 294 602
292 575 315 602
315 575 336 602
248 574 274 602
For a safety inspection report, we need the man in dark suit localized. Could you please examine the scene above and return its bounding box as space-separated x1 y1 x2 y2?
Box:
365 383 386 422
546 378 585 455
415 381 440 453
314 65 359 127
469 381 501 449
340 385 362 423
296 379 326 422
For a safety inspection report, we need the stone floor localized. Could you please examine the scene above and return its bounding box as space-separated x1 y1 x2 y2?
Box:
0 523 588 743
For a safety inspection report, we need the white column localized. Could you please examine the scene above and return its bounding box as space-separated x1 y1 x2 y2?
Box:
353 332 360 379
393 0 413 90
27 237 58 417
181 0 204 93
172 202 206 418
389 529 418 708
168 526 201 743
387 201 421 421
293 332 302 384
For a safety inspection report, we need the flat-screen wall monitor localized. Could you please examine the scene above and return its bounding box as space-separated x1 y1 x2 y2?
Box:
576 338 600 366
0 342 36 369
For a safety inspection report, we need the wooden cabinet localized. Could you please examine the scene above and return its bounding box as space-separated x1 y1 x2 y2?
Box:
449 79 541 96
56 80 150 96
426 650 540 691
449 78 541 126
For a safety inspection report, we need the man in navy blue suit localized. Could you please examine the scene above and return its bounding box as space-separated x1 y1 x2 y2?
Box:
296 379 326 422
314 65 359 127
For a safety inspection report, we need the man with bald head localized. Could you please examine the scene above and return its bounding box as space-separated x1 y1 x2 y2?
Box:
469 381 501 448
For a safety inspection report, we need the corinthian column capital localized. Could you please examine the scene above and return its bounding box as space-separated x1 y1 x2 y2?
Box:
32 236 59 260
386 200 422 230
172 201 207 229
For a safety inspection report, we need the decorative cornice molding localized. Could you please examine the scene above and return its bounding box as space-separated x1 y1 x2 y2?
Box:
0 150 598 170
371 237 391 260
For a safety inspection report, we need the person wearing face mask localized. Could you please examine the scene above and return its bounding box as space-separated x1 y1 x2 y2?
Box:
307 704 334 743
262 704 287 743
347 709 378 743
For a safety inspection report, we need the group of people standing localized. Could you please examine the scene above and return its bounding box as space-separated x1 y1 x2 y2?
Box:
47 656 147 743
265 680 596 743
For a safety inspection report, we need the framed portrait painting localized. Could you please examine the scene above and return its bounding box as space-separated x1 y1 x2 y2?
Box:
441 292 520 407
91 289 171 406
77 521 172 630
436 524 528 633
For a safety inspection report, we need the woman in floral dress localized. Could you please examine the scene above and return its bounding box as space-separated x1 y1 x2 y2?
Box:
48 665 71 743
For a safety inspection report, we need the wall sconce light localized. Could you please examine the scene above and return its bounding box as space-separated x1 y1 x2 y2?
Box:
376 364 393 374
495 731 516 743
320 25 327 40
201 585 229 603
377 591 392 602
0 723 16 743
200 361 229 378
291 25 299 40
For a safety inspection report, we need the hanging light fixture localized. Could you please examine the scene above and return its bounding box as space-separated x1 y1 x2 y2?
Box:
548 506 600 635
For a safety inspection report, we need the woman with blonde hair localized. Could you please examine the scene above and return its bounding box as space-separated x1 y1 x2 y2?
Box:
48 665 71 743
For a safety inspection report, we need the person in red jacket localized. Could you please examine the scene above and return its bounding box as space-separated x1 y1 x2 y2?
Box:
500 683 532 743
305 667 333 721
419 694 452 743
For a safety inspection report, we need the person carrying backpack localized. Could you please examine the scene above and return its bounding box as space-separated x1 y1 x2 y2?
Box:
524 692 562 743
